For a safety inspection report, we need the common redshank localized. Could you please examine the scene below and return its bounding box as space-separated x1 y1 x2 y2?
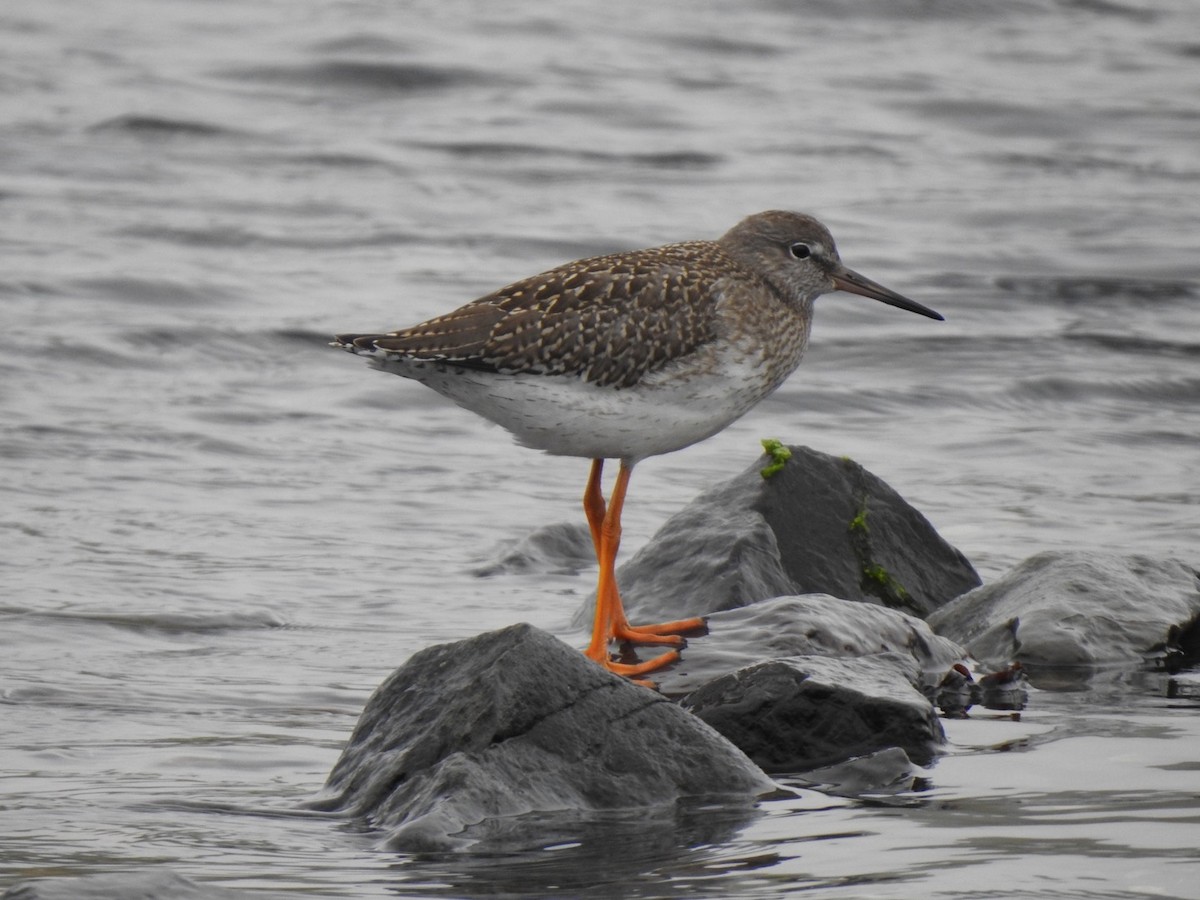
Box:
334 210 942 678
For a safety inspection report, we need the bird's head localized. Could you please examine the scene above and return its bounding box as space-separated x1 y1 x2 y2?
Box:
718 210 943 321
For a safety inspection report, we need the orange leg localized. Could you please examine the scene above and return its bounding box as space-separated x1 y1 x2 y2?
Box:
585 460 706 644
583 461 693 648
583 460 706 678
582 458 607 554
583 461 679 676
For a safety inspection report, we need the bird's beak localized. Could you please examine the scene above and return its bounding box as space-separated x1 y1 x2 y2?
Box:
832 266 944 321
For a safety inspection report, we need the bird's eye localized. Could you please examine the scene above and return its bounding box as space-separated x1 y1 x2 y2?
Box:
788 242 812 260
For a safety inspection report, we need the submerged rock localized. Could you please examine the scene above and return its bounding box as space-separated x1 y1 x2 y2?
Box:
793 745 930 795
471 521 595 576
928 551 1200 670
680 653 946 771
574 445 980 629
311 623 774 851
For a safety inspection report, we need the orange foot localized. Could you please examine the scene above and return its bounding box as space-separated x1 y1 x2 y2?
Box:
586 646 681 681
581 459 701 684
615 616 708 645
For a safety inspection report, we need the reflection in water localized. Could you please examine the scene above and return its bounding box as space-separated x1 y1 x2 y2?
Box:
379 796 902 900
389 800 795 899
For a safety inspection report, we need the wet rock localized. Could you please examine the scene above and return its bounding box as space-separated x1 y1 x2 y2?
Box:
310 623 774 851
0 869 289 900
471 521 594 576
928 551 1200 669
794 746 931 795
574 444 980 629
680 653 946 772
651 594 967 698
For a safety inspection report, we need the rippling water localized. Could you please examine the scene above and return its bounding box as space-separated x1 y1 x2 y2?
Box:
3 1 1199 897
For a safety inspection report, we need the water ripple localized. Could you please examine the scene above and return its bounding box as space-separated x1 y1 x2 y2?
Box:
996 275 1197 303
216 60 513 95
88 114 243 139
1 606 288 635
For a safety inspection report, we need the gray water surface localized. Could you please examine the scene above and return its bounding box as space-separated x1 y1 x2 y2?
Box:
2 1 1199 897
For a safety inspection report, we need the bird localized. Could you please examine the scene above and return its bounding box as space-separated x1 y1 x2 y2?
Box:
333 210 943 679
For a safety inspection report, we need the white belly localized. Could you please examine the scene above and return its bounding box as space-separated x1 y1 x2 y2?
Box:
369 349 792 463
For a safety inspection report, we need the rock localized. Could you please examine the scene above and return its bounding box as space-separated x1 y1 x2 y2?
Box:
928 551 1200 670
0 870 290 900
753 446 979 616
680 653 946 772
573 445 980 629
651 594 967 698
471 521 595 576
796 746 931 795
310 623 774 851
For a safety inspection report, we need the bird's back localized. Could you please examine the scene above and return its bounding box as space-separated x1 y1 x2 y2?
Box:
335 240 772 390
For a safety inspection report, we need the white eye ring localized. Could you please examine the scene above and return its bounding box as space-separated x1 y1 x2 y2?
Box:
788 242 812 260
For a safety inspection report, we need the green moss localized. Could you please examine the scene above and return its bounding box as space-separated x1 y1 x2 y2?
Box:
843 470 916 614
863 563 911 602
759 438 792 479
848 505 869 534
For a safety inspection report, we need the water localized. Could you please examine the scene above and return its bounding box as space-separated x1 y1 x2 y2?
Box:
2 0 1199 896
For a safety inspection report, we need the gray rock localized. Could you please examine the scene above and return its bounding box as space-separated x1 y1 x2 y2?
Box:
1 870 291 900
471 521 595 576
311 623 774 851
652 594 967 698
574 445 979 628
796 746 929 795
681 654 946 772
753 446 979 616
928 551 1200 669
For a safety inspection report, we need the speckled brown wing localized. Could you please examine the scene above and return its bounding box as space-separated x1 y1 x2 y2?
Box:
343 241 737 389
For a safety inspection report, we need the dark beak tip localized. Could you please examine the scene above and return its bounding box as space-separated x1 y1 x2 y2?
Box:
832 270 943 321
904 302 945 321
